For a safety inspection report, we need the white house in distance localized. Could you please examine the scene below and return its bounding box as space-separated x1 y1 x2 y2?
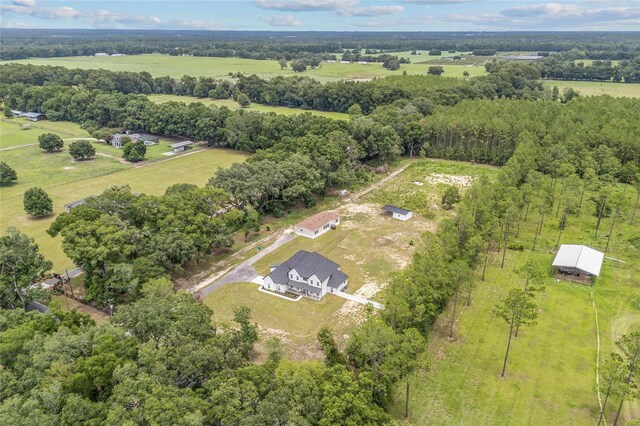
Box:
382 205 413 221
552 244 604 284
263 250 348 300
295 211 340 239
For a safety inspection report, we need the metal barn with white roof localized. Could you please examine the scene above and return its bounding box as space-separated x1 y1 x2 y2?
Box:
552 245 604 284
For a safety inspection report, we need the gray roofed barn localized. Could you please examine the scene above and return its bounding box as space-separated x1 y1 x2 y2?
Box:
382 205 413 221
263 250 348 300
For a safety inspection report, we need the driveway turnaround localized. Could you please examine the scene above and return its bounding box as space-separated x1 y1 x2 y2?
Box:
332 291 385 310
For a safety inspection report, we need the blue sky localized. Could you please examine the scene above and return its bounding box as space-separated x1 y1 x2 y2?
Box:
1 0 638 31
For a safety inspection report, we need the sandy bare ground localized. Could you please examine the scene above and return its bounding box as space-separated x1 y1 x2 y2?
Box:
424 173 473 187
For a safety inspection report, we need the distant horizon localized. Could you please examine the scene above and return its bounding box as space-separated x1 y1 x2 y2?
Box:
3 28 638 33
1 1 638 32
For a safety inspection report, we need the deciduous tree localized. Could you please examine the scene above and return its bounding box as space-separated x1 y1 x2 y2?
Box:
23 186 53 217
38 133 64 152
0 227 52 308
0 161 17 185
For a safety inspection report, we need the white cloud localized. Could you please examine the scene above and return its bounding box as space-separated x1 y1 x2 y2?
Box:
13 0 36 7
340 5 404 17
2 21 38 28
254 0 356 12
397 0 477 4
261 14 301 26
445 2 640 29
0 3 222 30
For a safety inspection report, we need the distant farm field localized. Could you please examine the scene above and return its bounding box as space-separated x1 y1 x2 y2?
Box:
148 94 350 120
0 118 248 269
8 54 488 81
544 79 640 98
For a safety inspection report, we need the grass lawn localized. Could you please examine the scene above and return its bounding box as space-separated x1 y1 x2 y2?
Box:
8 54 487 81
1 117 90 149
389 176 640 424
1 137 248 270
544 80 640 98
148 94 350 120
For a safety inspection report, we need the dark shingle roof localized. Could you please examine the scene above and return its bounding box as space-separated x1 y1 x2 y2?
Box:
382 205 411 215
327 270 348 289
267 250 347 285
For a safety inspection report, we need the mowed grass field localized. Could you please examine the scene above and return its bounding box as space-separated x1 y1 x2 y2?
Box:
0 118 248 270
148 94 350 120
387 176 640 424
544 79 640 98
8 54 488 81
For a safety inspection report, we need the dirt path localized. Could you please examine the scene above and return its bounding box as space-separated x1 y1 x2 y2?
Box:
0 143 38 152
348 163 411 202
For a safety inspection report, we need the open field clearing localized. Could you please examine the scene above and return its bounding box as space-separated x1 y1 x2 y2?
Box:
203 159 500 360
148 94 350 120
390 178 640 424
544 79 640 98
1 117 90 149
8 54 488 81
0 126 248 269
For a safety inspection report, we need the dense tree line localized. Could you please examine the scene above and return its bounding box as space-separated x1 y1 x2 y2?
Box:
46 185 241 305
417 97 640 174
2 29 638 61
0 61 549 114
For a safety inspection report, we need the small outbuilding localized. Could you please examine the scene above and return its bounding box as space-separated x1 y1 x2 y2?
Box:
64 198 87 213
295 211 340 239
170 141 193 153
552 244 604 285
382 205 413 221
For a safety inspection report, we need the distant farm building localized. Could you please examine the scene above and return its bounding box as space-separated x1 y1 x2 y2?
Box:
263 250 348 300
170 141 193 153
111 53 126 57
20 112 45 121
552 244 604 284
295 211 340 239
10 110 22 117
95 52 109 56
382 205 413 221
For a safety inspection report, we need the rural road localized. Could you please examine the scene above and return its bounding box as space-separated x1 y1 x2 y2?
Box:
195 229 297 297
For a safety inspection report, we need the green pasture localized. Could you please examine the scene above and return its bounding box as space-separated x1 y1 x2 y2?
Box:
148 94 350 120
388 174 640 424
544 79 640 98
0 124 248 270
8 54 487 81
1 117 89 149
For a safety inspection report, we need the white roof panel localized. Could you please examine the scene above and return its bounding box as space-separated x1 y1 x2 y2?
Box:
552 244 604 276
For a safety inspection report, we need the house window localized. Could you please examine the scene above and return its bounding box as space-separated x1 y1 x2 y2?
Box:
314 230 318 235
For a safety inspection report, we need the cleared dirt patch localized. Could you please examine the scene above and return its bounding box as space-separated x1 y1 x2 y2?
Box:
424 173 472 187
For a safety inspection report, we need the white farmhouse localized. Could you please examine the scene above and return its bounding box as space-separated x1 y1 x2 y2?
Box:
263 250 348 300
295 211 340 239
